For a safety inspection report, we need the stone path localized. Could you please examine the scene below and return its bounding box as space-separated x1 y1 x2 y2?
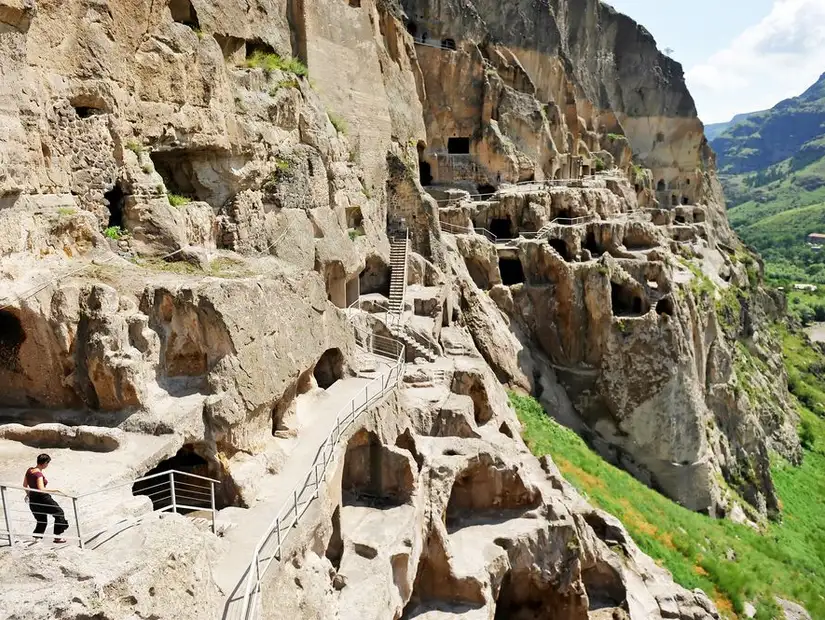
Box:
213 363 392 619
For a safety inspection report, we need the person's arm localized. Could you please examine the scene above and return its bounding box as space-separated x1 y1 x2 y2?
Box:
22 472 29 501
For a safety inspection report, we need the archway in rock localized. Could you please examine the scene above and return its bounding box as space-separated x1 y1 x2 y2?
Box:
169 0 199 28
314 348 344 389
548 239 572 261
489 217 514 239
656 297 674 316
447 137 470 155
610 282 649 317
441 38 456 50
584 231 601 256
360 255 390 297
656 179 666 192
681 196 690 205
419 160 433 186
499 257 525 286
132 444 239 511
0 310 25 372
342 429 414 507
493 568 588 620
477 183 496 197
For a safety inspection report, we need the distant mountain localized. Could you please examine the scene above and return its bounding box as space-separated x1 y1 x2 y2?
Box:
712 73 825 284
712 73 825 175
704 110 765 142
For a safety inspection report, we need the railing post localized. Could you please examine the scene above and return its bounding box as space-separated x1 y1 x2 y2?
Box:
210 482 217 535
275 518 282 561
0 486 14 547
72 497 83 549
313 464 320 499
169 471 176 513
293 490 299 524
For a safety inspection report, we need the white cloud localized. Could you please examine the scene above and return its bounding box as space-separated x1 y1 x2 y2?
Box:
686 0 825 123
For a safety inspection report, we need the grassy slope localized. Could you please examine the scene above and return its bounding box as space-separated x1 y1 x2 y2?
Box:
511 330 825 619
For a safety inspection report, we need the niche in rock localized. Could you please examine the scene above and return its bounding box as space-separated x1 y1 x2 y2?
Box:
694 209 706 223
671 194 678 207
610 282 649 317
342 429 414 507
346 206 364 231
489 217 514 239
325 262 347 308
547 238 572 261
656 179 666 192
584 231 601 256
656 297 674 316
674 215 686 225
634 183 641 193
681 196 689 205
451 370 495 425
477 183 496 197
494 569 588 620
465 256 491 290
150 148 239 208
499 257 525 286
104 183 125 229
447 137 470 155
581 164 591 177
582 562 627 612
132 444 240 511
360 255 390 296
0 310 25 372
419 160 432 186
445 456 539 529
169 0 199 28
245 39 276 60
325 506 343 571
348 0 361 6
441 38 456 50
70 95 108 119
405 21 418 37
314 348 344 390
213 34 245 62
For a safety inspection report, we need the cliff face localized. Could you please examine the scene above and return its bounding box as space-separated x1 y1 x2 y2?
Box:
0 0 799 617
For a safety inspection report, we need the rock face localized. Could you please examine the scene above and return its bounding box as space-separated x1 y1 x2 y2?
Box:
0 0 800 618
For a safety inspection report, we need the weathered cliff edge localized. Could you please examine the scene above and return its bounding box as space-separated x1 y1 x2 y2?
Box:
0 0 800 617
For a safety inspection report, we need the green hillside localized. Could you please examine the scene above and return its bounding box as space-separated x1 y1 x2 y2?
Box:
713 75 825 284
511 325 825 618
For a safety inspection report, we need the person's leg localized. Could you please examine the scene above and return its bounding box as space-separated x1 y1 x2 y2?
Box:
29 495 48 538
40 495 69 539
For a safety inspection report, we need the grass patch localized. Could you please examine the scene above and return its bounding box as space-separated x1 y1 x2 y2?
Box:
57 207 76 217
134 256 252 278
167 193 191 207
511 385 825 618
328 112 348 135
103 226 125 240
244 51 308 77
269 78 299 95
125 140 144 155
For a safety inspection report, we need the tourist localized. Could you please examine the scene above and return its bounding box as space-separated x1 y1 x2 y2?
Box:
23 453 69 543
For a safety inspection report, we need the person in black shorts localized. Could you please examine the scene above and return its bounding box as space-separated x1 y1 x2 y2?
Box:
23 453 69 543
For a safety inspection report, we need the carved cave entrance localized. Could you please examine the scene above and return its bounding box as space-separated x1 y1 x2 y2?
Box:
610 282 648 317
499 257 525 286
132 444 239 511
489 217 514 239
447 137 471 155
0 310 25 372
342 429 413 508
477 183 496 197
548 238 573 261
314 348 344 390
656 180 666 192
360 255 390 297
170 0 199 28
104 183 125 229
584 231 601 256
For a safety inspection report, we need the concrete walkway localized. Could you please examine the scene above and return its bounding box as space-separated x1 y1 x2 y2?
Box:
214 363 393 619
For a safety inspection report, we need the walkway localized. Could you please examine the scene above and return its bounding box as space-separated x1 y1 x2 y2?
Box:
215 361 393 619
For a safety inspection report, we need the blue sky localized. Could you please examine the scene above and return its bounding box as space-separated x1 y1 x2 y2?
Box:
606 0 825 124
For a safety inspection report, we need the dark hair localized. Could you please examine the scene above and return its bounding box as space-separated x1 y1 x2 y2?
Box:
36 454 51 466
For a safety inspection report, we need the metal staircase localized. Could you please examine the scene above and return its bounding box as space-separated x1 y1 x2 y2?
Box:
388 232 409 325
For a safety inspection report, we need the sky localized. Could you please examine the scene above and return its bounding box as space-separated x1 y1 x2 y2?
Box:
605 0 825 124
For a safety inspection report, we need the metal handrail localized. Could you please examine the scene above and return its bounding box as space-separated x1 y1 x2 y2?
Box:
439 222 498 243
0 469 221 548
237 333 406 620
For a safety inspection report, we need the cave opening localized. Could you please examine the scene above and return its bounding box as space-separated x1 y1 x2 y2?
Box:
610 282 648 317
477 183 496 197
441 38 456 50
360 255 390 297
348 0 361 6
581 164 591 177
489 217 514 239
149 150 205 203
671 194 678 207
169 0 200 29
548 238 573 261
342 429 413 508
447 137 470 155
499 257 525 286
675 215 686 225
132 444 238 511
681 196 690 205
245 39 277 60
656 297 674 316
346 206 364 231
405 21 418 37
419 160 432 186
465 257 490 290
634 183 641 193
656 179 666 192
325 506 343 571
0 310 25 372
694 209 706 223
314 348 345 390
104 183 125 229
584 230 601 256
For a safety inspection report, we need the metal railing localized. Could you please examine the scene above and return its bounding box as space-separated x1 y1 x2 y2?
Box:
0 469 220 548
439 221 498 243
440 214 594 245
237 331 406 620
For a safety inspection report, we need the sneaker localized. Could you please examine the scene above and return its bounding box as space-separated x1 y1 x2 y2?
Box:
53 538 67 544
